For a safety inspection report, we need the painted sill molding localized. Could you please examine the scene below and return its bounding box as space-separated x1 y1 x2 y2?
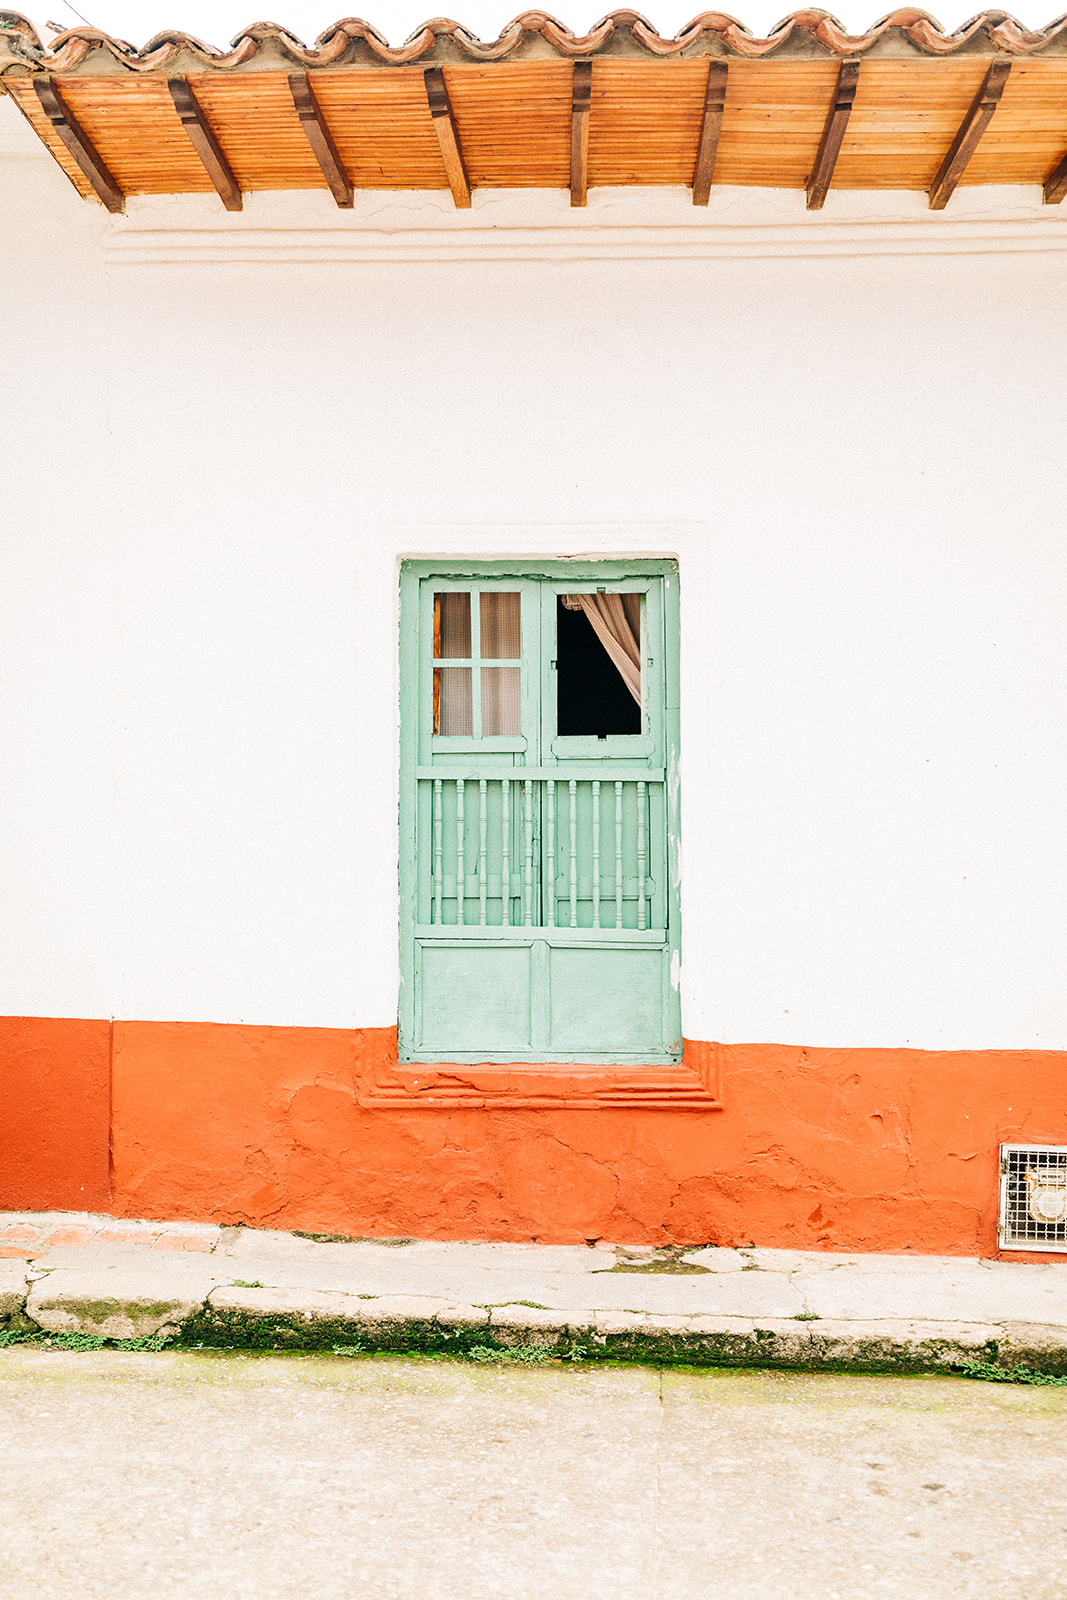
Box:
359 1035 722 1110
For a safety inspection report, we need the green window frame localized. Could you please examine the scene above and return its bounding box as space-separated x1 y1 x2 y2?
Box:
399 558 681 1064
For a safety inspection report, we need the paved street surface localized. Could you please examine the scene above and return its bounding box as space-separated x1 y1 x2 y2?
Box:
1 1349 1065 1599
4 1210 1067 1371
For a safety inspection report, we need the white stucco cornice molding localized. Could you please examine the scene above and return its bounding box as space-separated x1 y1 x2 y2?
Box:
100 185 1067 265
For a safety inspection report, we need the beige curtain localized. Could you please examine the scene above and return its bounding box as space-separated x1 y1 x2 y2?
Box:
480 592 522 736
562 593 641 705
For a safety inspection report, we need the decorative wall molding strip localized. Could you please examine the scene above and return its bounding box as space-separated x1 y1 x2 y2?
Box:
103 188 1067 265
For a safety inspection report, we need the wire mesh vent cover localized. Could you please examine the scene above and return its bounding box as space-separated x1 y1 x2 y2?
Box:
999 1144 1067 1252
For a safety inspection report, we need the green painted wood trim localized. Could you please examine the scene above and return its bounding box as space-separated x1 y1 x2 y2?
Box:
401 1052 684 1066
399 557 682 1066
413 927 666 943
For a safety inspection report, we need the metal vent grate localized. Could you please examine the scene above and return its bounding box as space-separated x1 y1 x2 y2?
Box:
999 1144 1067 1252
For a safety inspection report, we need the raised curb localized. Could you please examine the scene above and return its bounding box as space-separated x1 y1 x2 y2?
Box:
3 1276 1060 1374
0 1260 30 1321
27 1274 208 1341
3 1214 1067 1374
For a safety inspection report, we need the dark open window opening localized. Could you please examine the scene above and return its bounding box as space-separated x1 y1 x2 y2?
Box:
556 597 641 737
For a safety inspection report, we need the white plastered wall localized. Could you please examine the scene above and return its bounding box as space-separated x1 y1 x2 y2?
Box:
2 92 1066 1049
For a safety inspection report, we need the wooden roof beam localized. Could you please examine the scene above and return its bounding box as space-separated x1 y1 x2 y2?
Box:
1043 147 1067 205
692 59 728 207
928 59 1010 211
168 77 242 212
424 67 470 209
570 60 592 208
33 77 123 213
289 72 353 208
806 58 859 212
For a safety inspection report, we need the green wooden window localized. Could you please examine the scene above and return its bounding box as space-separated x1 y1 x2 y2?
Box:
399 560 681 1064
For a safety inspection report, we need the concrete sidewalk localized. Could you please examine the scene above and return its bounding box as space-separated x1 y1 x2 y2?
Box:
3 1210 1067 1373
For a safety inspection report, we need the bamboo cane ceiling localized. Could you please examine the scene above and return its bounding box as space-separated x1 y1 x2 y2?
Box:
1 9 1066 211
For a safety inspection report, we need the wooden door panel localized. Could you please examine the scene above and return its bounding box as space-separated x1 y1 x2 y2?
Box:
547 945 670 1055
417 942 532 1052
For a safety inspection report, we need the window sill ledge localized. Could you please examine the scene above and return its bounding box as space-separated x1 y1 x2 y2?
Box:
359 1036 722 1111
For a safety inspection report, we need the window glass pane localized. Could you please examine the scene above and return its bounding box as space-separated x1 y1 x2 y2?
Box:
434 592 471 659
434 667 472 735
480 591 521 659
557 594 642 736
481 667 521 736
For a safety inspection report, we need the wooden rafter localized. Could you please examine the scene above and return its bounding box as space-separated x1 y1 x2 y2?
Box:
168 77 242 212
806 58 860 212
289 73 353 208
692 59 728 207
1043 147 1067 205
928 59 1011 211
13 42 1067 212
32 77 123 213
570 60 592 208
424 66 470 209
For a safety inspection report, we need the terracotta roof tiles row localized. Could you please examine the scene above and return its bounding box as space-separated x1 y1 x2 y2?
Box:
2 11 1066 209
3 9 1067 74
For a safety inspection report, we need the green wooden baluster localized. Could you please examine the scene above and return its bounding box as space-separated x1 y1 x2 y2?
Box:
433 778 443 925
478 778 488 925
568 779 578 927
546 779 556 928
456 777 465 926
523 778 533 927
637 780 647 931
501 777 510 927
614 781 624 929
592 779 601 930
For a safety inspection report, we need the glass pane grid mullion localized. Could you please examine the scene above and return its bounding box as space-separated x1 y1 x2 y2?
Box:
432 588 524 741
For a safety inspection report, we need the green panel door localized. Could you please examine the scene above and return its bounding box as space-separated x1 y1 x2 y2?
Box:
399 561 680 1065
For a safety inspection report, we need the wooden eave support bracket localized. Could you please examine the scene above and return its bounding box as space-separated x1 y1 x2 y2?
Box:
289 73 353 208
570 60 592 207
424 66 470 209
807 58 859 212
1043 147 1067 205
692 60 728 206
33 76 123 213
928 59 1010 211
168 76 242 212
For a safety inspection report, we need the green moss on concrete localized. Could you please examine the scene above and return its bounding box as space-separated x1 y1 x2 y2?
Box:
603 1263 709 1275
0 1328 172 1352
961 1360 1067 1387
8 1313 1065 1380
40 1298 179 1327
179 1304 492 1356
10 1291 1066 1379
163 1307 1024 1377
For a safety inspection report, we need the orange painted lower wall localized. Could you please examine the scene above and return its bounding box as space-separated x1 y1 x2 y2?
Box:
4 1015 1065 1255
87 1019 1067 1256
0 1016 111 1211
